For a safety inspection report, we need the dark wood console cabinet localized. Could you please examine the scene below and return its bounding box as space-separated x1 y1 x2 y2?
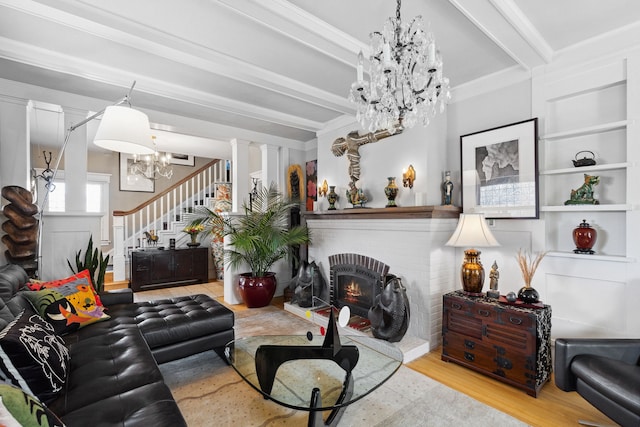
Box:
130 247 208 292
441 291 552 397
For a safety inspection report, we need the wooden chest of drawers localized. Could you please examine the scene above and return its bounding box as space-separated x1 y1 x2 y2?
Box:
441 291 552 397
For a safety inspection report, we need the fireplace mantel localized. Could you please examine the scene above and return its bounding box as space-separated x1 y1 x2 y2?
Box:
303 205 460 220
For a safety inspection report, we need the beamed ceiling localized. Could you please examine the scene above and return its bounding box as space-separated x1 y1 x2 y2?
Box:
1 0 640 155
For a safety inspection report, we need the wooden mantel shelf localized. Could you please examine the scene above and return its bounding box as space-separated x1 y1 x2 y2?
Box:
303 205 461 220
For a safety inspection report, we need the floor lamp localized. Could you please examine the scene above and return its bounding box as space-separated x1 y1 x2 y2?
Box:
36 81 155 279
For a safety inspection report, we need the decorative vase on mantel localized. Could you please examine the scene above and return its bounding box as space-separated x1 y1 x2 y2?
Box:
327 186 338 210
384 177 399 208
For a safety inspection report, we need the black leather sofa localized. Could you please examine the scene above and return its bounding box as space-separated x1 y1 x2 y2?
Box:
555 338 640 427
0 263 235 426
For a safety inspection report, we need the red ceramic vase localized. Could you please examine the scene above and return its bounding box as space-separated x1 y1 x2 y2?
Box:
573 219 597 254
238 272 277 308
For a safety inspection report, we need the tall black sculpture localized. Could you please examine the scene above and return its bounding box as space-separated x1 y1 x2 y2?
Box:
368 275 410 342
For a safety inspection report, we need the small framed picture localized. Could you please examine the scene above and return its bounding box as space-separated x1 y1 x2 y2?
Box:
169 153 195 166
460 118 539 219
119 154 154 193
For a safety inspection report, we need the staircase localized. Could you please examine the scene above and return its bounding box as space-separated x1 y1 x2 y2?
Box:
103 271 128 291
110 159 230 282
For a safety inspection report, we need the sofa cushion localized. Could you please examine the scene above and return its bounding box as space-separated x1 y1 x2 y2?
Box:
0 309 70 404
27 269 103 307
572 354 640 415
107 294 234 350
0 383 65 427
48 323 165 416
0 265 29 329
23 280 110 335
59 381 186 427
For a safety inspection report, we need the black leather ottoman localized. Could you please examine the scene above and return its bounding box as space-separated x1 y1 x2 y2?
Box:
107 293 235 363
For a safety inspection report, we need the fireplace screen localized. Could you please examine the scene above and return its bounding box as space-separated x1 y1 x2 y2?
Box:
329 254 390 318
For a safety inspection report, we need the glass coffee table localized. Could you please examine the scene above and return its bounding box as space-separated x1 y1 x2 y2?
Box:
225 329 402 426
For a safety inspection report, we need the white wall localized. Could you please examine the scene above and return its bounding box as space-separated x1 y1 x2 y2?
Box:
316 113 447 210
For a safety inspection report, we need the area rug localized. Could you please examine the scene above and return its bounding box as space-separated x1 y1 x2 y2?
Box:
159 306 527 426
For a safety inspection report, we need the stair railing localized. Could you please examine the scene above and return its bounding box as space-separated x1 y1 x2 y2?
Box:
111 159 228 281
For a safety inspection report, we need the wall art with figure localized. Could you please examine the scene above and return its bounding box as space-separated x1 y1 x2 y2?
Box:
306 160 317 211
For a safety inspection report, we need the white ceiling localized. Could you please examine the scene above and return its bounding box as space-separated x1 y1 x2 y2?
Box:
1 0 640 155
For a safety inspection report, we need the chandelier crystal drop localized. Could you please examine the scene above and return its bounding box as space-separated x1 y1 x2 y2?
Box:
348 0 451 133
129 136 174 180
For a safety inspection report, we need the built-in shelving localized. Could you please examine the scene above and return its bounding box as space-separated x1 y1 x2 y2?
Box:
534 66 631 260
540 204 631 212
540 120 627 141
546 251 634 263
539 162 630 175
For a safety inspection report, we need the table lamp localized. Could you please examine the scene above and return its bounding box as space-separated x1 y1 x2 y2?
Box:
446 213 499 296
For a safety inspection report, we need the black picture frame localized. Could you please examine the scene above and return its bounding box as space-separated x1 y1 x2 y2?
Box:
460 118 539 219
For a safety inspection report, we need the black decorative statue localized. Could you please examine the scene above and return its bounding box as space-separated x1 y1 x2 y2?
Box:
368 275 410 342
291 261 324 308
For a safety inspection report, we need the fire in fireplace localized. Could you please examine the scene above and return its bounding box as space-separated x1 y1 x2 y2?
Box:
329 253 390 318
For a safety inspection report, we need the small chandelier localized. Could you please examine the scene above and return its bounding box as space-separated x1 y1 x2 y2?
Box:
348 0 451 133
130 136 173 180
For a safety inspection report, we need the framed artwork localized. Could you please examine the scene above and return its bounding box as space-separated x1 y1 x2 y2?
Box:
169 153 195 166
305 160 317 211
286 164 303 202
460 118 539 219
119 154 154 193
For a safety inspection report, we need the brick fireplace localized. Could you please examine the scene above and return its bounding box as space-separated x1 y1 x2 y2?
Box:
297 206 461 361
329 253 389 318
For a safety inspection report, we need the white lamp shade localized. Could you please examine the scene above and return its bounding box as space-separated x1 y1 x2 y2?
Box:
446 213 500 248
93 106 154 154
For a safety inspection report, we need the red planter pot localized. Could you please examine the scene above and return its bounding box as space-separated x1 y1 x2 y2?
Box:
238 272 277 308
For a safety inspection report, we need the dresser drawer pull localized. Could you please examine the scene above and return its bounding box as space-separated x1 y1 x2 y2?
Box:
464 352 475 362
464 339 475 350
451 302 462 310
496 356 512 370
509 316 523 325
478 309 490 317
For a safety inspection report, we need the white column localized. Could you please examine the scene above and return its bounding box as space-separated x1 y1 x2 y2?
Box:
0 95 31 191
61 106 88 212
230 139 251 212
260 143 280 191
112 216 126 281
225 139 251 305
0 96 31 266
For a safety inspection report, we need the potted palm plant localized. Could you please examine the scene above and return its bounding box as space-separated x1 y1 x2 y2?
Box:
187 183 310 307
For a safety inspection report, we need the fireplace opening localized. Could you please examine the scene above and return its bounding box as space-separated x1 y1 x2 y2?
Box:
329 254 390 318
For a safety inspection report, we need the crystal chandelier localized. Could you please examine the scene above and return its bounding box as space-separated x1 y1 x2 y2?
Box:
348 0 451 133
130 136 173 180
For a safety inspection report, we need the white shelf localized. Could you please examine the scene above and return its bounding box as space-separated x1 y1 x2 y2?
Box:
547 251 635 263
540 204 631 212
540 162 630 175
540 120 627 140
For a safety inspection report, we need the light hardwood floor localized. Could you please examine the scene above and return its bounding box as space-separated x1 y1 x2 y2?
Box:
132 281 617 427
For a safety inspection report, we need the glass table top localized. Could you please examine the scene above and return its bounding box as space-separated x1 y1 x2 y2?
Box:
225 334 403 411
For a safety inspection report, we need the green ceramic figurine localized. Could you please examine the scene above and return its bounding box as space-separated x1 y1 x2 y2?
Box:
565 174 600 205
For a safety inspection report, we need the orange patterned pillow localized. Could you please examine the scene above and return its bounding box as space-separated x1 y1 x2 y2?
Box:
27 269 103 306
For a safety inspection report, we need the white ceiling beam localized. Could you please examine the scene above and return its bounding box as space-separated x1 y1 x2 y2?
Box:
446 0 549 70
0 36 324 132
489 0 553 63
0 0 354 120
215 0 368 65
